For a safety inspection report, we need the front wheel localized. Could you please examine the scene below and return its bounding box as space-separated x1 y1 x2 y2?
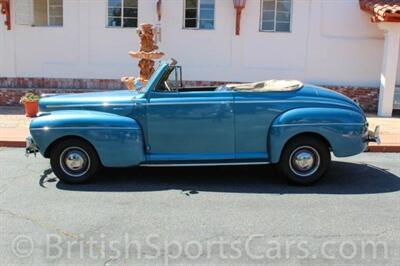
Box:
279 136 331 185
50 138 100 184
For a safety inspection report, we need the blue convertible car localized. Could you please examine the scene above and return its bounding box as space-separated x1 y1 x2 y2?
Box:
26 60 380 184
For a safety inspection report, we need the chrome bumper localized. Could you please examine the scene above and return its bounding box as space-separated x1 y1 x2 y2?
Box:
25 136 39 157
366 125 381 144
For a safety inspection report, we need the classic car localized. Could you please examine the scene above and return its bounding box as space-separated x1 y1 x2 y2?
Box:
26 59 380 185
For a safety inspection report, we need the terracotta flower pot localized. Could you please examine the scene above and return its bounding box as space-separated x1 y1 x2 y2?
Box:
24 101 39 117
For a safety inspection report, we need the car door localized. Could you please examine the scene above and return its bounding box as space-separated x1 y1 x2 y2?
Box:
146 90 235 162
233 91 290 161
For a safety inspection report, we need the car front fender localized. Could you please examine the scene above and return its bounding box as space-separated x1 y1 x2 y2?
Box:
269 107 368 163
29 110 145 167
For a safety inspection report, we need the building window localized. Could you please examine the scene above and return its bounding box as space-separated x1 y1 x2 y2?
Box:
184 0 215 30
33 0 63 26
260 0 291 32
108 0 138 28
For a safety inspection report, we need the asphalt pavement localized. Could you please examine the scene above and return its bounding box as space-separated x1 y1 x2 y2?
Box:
0 148 399 265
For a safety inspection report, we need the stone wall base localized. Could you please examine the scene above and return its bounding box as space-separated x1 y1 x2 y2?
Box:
0 78 379 112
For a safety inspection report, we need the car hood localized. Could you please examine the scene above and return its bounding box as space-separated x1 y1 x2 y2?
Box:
39 90 142 116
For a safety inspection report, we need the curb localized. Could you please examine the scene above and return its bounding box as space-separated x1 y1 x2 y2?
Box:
367 145 400 153
1 140 399 152
0 141 26 148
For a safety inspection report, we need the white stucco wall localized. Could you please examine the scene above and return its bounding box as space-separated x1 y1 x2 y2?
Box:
0 0 399 87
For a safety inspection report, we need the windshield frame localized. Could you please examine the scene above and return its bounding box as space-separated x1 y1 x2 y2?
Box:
142 60 176 96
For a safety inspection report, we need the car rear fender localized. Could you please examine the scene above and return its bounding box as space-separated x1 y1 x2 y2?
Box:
269 107 367 163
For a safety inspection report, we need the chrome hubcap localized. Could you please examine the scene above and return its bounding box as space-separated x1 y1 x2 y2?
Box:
65 152 85 171
289 146 320 177
60 147 90 177
293 151 314 171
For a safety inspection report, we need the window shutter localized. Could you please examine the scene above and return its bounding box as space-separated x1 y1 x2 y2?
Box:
15 0 33 25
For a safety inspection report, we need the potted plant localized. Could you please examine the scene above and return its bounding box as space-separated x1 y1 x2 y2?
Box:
20 92 40 117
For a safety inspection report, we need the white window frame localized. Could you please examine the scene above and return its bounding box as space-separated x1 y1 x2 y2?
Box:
106 0 138 28
183 0 215 30
259 0 292 33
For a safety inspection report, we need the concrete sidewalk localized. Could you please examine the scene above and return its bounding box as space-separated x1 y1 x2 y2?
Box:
367 115 400 152
0 106 399 152
0 107 29 147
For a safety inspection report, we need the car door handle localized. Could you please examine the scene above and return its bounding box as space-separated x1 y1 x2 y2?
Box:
220 101 233 113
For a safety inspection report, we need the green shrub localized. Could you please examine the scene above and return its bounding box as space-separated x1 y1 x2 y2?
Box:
20 92 40 104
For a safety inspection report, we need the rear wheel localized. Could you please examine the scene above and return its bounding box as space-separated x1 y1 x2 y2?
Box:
50 138 100 184
279 136 331 185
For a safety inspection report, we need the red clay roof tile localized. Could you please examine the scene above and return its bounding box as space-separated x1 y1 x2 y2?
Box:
360 0 400 22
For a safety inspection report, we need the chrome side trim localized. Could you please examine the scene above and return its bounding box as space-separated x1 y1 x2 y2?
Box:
48 101 231 108
272 123 365 127
46 103 133 108
146 101 232 106
143 100 352 108
235 100 353 108
46 100 354 108
140 162 270 167
30 127 138 131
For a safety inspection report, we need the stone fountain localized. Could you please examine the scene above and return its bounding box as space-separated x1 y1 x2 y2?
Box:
121 23 164 90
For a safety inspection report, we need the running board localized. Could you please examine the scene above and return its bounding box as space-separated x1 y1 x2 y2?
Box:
140 161 270 167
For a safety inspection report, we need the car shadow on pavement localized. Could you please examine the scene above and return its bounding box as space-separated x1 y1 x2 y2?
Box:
51 161 400 195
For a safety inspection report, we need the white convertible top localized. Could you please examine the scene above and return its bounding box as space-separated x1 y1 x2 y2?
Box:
226 80 303 92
